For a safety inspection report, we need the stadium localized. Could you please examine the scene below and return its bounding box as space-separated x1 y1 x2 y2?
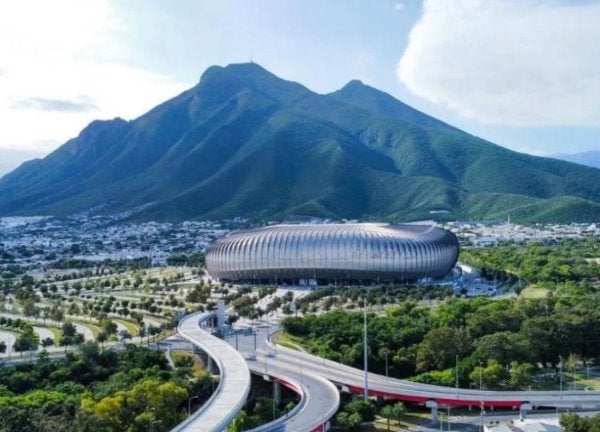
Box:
205 223 459 284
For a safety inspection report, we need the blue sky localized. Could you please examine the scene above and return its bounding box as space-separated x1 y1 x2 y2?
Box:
1 0 599 174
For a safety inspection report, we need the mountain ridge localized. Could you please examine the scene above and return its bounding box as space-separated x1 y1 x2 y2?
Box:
551 150 600 170
1 62 599 223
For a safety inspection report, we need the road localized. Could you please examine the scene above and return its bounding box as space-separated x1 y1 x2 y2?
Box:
269 344 600 410
224 322 339 432
0 330 16 355
171 311 251 432
245 350 340 432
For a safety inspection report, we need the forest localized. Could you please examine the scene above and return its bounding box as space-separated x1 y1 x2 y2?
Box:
282 292 600 389
0 343 213 432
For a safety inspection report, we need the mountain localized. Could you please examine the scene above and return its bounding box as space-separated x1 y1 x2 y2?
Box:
0 148 46 178
1 62 600 223
551 151 600 170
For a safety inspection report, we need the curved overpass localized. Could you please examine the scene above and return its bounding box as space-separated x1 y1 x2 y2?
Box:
172 312 251 432
271 344 600 410
246 350 340 432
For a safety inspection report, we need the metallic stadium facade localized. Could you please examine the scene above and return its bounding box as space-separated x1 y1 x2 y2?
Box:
205 223 459 284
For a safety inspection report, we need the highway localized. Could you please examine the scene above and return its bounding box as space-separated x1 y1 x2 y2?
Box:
171 311 251 432
245 350 340 432
269 343 600 410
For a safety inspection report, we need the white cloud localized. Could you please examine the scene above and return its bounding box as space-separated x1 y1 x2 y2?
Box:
397 0 600 127
0 0 190 153
393 2 405 11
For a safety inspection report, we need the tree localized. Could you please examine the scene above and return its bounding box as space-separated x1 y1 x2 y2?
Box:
96 331 108 350
510 362 535 390
336 411 362 430
470 360 509 390
380 403 406 431
416 327 472 372
230 411 250 432
560 413 591 432
13 326 39 355
119 330 132 341
345 400 377 422
60 322 84 346
41 337 54 347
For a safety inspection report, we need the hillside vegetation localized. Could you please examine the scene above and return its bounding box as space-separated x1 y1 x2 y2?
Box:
1 63 599 222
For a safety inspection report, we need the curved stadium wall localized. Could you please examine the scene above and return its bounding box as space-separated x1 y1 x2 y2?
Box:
205 223 459 283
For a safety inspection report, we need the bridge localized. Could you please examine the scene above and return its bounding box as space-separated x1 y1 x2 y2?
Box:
171 311 251 432
172 312 600 431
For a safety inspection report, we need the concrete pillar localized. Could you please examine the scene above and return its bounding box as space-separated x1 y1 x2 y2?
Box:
426 400 439 423
273 381 282 404
217 300 226 333
520 403 532 420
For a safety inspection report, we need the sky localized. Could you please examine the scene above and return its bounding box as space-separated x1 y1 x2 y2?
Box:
1 0 599 175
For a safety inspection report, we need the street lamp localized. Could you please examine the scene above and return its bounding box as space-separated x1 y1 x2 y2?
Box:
479 403 485 432
479 360 483 391
188 395 200 416
363 296 368 402
559 356 563 400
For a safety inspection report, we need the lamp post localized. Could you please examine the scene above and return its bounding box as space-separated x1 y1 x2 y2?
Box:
455 354 459 389
559 356 563 400
385 349 389 377
188 395 200 416
479 360 483 391
363 297 368 402
479 403 485 432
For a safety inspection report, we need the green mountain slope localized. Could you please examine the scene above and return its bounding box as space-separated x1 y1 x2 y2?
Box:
1 62 599 222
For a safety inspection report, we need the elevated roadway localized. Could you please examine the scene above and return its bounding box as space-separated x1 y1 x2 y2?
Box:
270 344 600 411
245 350 340 432
172 311 251 432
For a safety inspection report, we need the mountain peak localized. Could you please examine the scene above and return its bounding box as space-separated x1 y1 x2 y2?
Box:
1 63 599 223
198 62 311 105
199 62 274 83
343 79 366 88
332 79 454 130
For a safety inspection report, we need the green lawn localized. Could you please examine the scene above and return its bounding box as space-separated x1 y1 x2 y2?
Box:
73 321 101 338
113 319 139 336
274 332 309 352
519 285 549 299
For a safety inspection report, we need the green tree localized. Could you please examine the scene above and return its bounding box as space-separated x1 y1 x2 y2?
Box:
470 360 508 390
345 400 377 422
510 362 535 390
416 327 471 372
380 402 406 431
13 326 39 355
336 411 362 431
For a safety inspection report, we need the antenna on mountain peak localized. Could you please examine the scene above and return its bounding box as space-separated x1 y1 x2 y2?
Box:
250 51 254 63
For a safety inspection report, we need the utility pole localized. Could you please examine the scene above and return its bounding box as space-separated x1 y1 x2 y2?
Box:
559 356 563 399
363 297 368 402
456 354 459 389
479 360 483 391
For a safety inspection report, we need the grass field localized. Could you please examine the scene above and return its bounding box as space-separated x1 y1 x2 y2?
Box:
519 285 549 299
113 318 139 336
274 332 309 352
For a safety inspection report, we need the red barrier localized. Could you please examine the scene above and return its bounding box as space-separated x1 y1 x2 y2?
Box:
346 385 523 408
